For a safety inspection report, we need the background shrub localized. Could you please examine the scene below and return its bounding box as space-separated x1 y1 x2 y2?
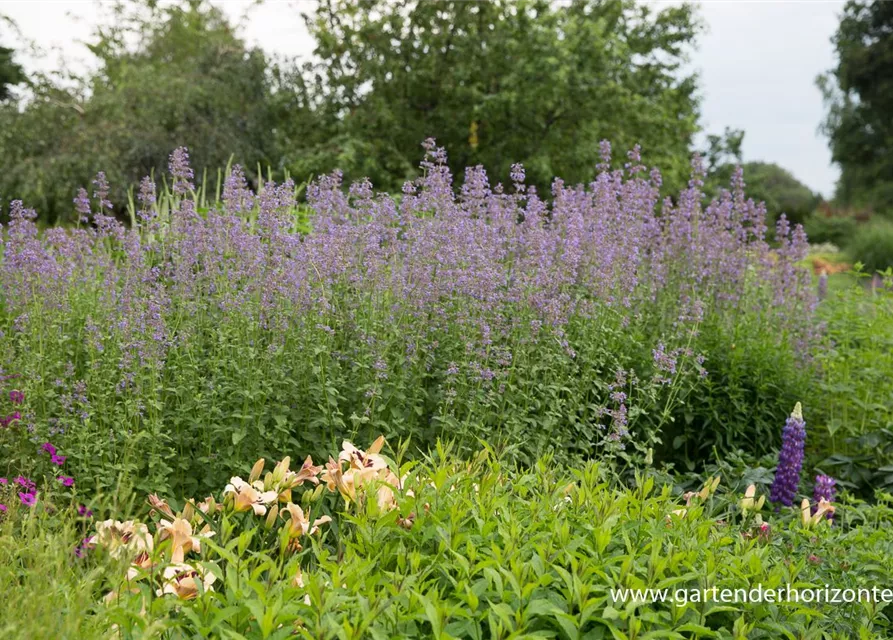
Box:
846 218 893 274
803 212 859 247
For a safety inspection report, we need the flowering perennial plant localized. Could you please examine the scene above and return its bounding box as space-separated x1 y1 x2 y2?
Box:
769 403 807 507
0 143 817 494
87 438 405 605
813 474 837 520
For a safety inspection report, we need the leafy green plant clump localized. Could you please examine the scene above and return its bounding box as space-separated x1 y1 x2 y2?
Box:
846 219 893 274
1 438 890 639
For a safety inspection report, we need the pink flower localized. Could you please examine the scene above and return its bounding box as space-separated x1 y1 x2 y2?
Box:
57 476 75 487
0 477 7 485
9 390 24 405
51 454 66 466
19 492 36 507
14 476 35 490
1 412 21 428
41 442 57 456
78 505 93 518
0 503 6 513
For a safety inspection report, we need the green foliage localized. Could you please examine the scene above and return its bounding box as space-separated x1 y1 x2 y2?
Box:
818 0 893 211
846 218 893 273
812 271 893 495
0 44 25 101
298 0 703 195
3 447 892 638
804 211 859 247
656 314 814 466
0 1 294 224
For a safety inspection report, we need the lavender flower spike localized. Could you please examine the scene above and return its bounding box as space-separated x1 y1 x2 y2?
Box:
813 474 836 519
169 146 195 196
770 402 806 507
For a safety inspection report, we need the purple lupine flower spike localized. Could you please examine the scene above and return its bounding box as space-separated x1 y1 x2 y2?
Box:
770 402 806 506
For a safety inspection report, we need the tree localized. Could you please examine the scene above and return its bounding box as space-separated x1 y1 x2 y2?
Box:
0 43 25 101
0 0 298 224
818 0 893 212
299 0 703 194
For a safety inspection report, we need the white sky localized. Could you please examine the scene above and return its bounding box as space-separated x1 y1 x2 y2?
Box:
0 0 844 196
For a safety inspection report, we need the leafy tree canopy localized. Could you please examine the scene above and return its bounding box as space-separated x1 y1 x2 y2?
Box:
0 0 295 224
298 0 703 195
818 0 893 213
0 43 25 101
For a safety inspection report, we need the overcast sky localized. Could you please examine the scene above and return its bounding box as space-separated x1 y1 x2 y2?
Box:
1 0 844 196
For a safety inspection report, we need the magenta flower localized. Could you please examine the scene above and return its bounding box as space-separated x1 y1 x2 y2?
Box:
14 476 34 490
0 503 6 513
74 536 94 558
0 477 7 485
78 504 93 518
9 390 24 405
41 442 57 456
19 492 36 507
51 454 66 466
57 476 75 487
1 412 21 427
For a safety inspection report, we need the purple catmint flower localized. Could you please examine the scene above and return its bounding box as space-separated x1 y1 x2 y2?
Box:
137 176 157 222
93 172 113 212
770 403 806 506
9 390 24 405
73 187 91 223
813 474 836 519
169 146 195 195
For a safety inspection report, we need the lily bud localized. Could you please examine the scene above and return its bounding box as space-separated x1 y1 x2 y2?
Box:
249 459 265 484
265 505 280 530
273 457 291 483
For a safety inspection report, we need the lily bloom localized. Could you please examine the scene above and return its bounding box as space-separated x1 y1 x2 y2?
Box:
281 502 331 538
91 520 154 560
148 494 176 519
338 436 388 472
158 517 214 563
223 476 278 516
156 563 216 599
800 498 835 529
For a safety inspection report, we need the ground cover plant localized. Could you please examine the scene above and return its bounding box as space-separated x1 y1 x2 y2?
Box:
1 435 891 639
